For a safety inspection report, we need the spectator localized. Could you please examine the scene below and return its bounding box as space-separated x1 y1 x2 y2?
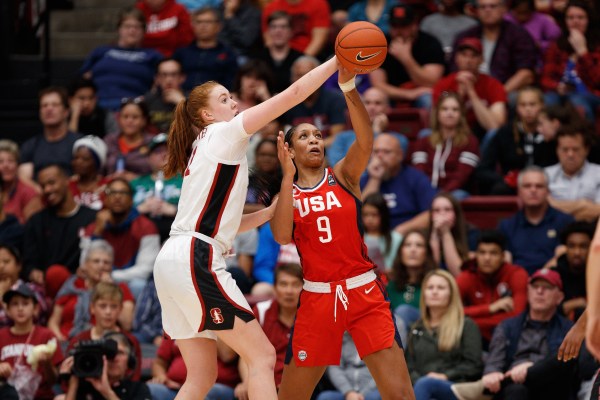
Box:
231 59 274 112
48 240 135 341
0 139 42 223
427 192 471 276
432 37 507 144
131 133 182 242
535 104 574 167
456 230 529 344
409 92 480 198
0 196 23 249
23 164 97 292
386 230 436 343
245 137 281 214
328 87 409 166
0 244 49 328
131 275 162 345
136 0 194 57
0 284 63 400
80 7 163 112
452 0 537 98
420 0 479 60
174 7 238 91
361 133 437 234
144 58 187 133
224 230 259 294
454 269 576 400
406 269 483 400
545 123 600 221
67 77 107 138
362 192 403 272
475 86 546 195
282 56 347 146
218 0 262 63
541 0 600 121
104 98 154 180
348 0 401 36
551 220 595 321
18 86 82 183
83 178 160 298
261 0 331 57
498 166 574 275
69 135 109 211
146 338 184 400
370 4 445 109
505 0 561 56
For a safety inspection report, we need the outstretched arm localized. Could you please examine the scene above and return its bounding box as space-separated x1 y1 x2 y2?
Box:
586 222 600 359
270 132 296 245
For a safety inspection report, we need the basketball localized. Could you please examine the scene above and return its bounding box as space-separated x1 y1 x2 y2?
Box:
335 21 388 74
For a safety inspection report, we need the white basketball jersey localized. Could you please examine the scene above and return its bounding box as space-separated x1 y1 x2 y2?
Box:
170 112 250 251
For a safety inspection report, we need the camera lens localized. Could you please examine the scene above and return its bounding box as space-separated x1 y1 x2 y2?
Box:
75 353 102 375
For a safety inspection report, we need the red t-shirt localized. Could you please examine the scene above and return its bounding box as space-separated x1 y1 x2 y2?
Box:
68 177 110 211
0 326 64 400
3 179 39 223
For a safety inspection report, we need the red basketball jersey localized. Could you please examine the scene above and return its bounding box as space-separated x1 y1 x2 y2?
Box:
292 167 375 282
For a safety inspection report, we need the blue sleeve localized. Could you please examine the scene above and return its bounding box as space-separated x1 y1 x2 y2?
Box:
412 169 437 212
80 46 104 75
252 224 280 284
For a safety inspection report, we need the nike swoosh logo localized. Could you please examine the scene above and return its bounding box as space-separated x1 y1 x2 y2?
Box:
365 285 375 294
356 51 381 62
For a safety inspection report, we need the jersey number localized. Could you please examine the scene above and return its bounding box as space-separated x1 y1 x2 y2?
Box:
316 216 332 243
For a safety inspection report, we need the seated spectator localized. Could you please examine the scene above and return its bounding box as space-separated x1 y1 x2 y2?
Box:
362 193 403 272
454 269 576 400
80 7 163 112
62 331 149 399
409 92 480 198
83 178 160 297
261 0 331 57
0 139 42 224
18 86 82 184
104 98 154 180
131 133 182 242
136 0 193 57
348 0 402 37
475 86 546 195
0 244 49 328
67 77 107 138
545 124 600 221
0 284 63 400
64 282 143 381
456 230 529 344
541 0 600 121
452 0 537 99
535 104 575 167
420 0 479 60
551 221 595 321
370 4 445 109
386 230 436 344
0 196 23 249
224 230 259 294
498 166 574 275
432 37 507 145
505 0 561 57
69 135 109 210
245 138 281 214
427 192 471 276
131 275 162 345
218 0 262 63
173 7 238 91
144 58 186 133
361 133 438 234
23 164 97 293
146 338 184 399
406 270 483 400
48 239 135 341
231 59 274 112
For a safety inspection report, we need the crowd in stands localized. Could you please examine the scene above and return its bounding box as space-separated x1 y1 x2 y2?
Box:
1 0 600 398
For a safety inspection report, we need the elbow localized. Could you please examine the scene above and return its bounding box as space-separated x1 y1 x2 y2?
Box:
272 232 291 245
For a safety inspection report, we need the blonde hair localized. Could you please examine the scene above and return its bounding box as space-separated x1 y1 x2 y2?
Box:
420 269 465 352
0 140 20 162
164 81 221 178
429 92 471 148
91 281 123 304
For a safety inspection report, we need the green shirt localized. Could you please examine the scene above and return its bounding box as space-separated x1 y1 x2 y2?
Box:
130 173 183 207
386 282 421 311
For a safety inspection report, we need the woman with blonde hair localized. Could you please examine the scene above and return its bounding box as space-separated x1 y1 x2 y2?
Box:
406 269 483 400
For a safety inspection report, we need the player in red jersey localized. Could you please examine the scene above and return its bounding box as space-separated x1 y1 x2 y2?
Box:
271 68 415 400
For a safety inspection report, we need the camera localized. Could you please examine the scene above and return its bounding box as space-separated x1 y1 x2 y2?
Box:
72 339 118 378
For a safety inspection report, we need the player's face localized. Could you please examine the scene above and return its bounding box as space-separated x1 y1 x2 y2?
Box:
205 85 238 123
437 97 461 130
363 88 389 120
565 232 590 271
475 243 504 275
362 204 381 234
423 275 451 310
557 134 589 176
431 197 456 227
0 248 21 281
39 92 69 128
0 151 18 183
6 296 36 325
84 250 113 283
289 123 325 168
118 104 147 138
565 6 588 33
72 147 97 176
105 181 133 215
254 141 279 173
518 171 549 208
38 166 68 207
274 272 303 310
516 90 543 126
536 113 559 142
455 48 482 73
528 280 563 313
91 298 122 329
401 232 427 269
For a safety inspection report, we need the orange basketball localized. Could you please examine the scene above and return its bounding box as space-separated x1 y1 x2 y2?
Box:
335 21 388 74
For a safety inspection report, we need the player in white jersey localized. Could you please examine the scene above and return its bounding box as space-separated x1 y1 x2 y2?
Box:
153 56 342 400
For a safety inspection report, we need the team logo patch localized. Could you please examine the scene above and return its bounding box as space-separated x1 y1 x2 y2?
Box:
210 308 224 324
297 350 307 361
327 174 336 186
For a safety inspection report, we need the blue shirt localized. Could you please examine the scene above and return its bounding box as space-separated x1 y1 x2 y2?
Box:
360 166 437 228
328 131 409 166
173 41 238 91
498 206 574 275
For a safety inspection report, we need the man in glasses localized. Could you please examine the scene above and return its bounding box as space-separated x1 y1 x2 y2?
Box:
144 58 187 132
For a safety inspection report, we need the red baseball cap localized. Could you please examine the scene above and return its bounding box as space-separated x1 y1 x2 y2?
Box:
529 269 563 290
457 37 483 54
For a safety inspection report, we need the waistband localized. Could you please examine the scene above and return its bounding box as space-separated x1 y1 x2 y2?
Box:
171 231 228 255
302 270 377 294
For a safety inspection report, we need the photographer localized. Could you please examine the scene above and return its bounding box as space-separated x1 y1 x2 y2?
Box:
61 332 150 400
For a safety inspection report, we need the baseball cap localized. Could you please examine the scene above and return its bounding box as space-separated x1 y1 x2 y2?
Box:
149 133 168 152
389 5 416 27
456 37 483 54
529 269 563 290
3 283 38 304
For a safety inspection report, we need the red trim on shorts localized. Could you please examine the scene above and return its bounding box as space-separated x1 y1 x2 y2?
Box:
189 237 207 332
208 252 253 315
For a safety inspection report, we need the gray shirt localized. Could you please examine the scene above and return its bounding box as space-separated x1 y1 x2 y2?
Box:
420 13 478 55
545 161 600 203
